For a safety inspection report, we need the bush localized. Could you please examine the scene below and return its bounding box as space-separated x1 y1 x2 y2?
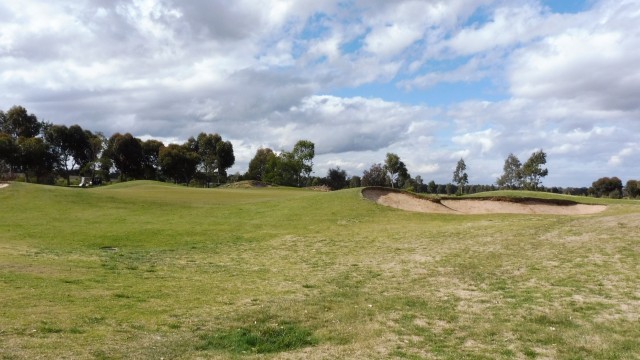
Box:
609 190 622 199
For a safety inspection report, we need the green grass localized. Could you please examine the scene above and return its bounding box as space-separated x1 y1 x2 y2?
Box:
1 181 639 359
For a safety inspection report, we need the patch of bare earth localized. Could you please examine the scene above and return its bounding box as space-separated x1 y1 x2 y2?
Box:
362 188 606 215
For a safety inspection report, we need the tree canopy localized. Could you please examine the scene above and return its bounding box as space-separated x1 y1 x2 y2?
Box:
384 153 409 188
362 163 389 187
452 158 468 195
591 176 623 198
2 106 42 139
496 153 523 189
246 148 276 181
159 144 199 185
521 150 548 190
45 124 93 185
326 167 348 190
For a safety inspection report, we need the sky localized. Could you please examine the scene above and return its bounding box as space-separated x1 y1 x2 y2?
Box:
1 0 638 187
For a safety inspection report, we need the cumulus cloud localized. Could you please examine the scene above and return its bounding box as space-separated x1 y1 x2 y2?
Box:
508 0 640 112
1 0 639 186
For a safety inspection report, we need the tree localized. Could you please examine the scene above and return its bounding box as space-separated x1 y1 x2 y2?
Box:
292 140 315 186
263 151 298 186
141 139 164 180
591 177 623 198
3 106 42 139
445 183 454 195
496 153 523 189
326 167 348 190
414 175 424 193
259 141 312 187
0 132 18 179
79 130 105 178
189 133 221 186
427 180 437 194
246 148 276 181
45 124 92 185
384 153 409 188
452 158 468 195
349 175 361 188
17 137 55 183
106 133 144 181
0 110 5 133
159 144 199 185
521 150 548 191
626 180 639 198
215 140 235 183
362 163 389 187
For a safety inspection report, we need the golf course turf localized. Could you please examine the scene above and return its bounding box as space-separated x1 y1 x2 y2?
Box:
1 181 639 359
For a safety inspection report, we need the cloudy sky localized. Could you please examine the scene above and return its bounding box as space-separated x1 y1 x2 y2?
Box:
1 0 638 187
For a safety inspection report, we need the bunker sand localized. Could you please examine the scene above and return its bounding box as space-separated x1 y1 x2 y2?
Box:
0 183 9 189
362 188 607 215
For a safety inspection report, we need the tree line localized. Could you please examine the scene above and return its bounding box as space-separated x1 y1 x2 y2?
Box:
2 105 638 197
0 105 235 186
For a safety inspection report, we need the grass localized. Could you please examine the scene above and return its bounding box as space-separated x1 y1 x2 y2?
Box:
0 181 639 359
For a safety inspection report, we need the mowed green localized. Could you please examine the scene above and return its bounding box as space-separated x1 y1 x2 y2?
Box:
1 181 639 359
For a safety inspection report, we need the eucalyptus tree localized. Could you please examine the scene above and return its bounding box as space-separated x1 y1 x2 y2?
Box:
159 144 199 185
141 139 164 180
246 148 276 181
292 140 314 186
384 152 409 188
188 133 221 186
626 180 639 198
45 124 92 185
521 150 548 191
452 158 468 195
362 163 389 187
3 106 42 139
215 140 235 183
106 133 144 181
0 132 17 178
17 137 55 183
326 167 348 190
496 153 523 189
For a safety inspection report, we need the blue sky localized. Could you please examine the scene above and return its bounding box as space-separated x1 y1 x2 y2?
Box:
1 0 639 187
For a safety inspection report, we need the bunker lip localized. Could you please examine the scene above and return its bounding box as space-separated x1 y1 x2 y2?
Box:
361 187 607 215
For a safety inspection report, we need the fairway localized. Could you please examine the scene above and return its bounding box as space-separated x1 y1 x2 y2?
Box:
1 181 639 359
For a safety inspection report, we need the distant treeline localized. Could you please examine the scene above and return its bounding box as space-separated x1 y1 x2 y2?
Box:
1 105 638 198
0 105 234 186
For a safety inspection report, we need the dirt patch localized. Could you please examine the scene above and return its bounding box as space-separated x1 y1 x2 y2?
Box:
222 180 271 188
307 185 331 192
0 183 9 189
362 187 606 215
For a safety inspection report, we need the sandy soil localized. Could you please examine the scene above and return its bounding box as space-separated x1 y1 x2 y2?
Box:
0 183 9 189
362 188 607 215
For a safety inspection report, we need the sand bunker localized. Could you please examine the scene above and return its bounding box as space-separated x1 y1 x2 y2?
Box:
0 183 8 189
362 187 606 215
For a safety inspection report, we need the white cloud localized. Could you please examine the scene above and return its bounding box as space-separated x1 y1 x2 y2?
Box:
452 128 500 154
364 24 423 58
400 55 494 90
608 146 635 167
508 0 640 112
444 3 555 56
1 0 639 187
